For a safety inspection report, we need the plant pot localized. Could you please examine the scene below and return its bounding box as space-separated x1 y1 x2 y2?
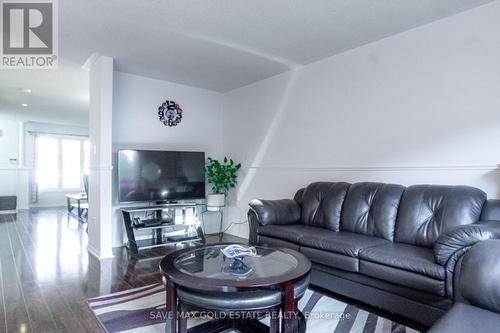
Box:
207 193 225 211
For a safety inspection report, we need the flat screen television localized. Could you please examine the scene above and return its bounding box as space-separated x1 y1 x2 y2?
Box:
118 150 205 203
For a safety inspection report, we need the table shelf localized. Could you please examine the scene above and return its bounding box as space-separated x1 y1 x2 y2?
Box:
133 222 181 231
135 236 201 250
120 203 205 254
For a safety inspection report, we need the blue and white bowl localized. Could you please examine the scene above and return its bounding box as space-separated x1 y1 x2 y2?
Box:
221 244 257 261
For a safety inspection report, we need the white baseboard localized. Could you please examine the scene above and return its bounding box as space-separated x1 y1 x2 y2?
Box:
87 244 114 260
0 209 17 214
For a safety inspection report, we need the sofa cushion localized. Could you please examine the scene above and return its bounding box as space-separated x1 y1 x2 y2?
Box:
359 261 445 296
258 236 300 252
300 247 359 272
299 230 389 258
300 182 350 231
359 243 445 280
395 185 486 248
257 224 316 244
341 182 405 241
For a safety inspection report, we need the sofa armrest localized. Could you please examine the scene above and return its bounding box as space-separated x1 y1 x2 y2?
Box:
435 225 498 298
248 210 259 245
248 199 301 226
247 199 301 246
434 225 496 266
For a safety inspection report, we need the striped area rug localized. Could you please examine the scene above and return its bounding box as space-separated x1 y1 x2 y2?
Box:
88 283 420 333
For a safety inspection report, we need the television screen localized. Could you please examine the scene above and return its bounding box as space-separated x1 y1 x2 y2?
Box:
118 150 205 203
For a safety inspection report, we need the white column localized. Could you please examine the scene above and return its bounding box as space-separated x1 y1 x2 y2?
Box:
87 55 114 259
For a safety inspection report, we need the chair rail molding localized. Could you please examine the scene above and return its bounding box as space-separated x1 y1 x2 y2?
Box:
244 165 500 172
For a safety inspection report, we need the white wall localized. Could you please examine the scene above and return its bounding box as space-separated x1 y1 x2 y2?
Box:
112 72 224 247
0 119 20 167
0 120 21 206
223 1 500 238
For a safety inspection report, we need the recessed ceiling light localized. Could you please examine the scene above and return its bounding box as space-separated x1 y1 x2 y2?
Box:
21 103 28 107
18 88 31 94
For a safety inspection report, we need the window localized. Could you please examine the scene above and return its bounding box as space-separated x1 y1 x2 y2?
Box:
36 136 90 190
37 137 59 190
62 140 81 188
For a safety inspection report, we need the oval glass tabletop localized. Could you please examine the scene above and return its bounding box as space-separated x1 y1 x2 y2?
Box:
173 244 299 280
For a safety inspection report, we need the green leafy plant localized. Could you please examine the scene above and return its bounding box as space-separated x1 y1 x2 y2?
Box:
206 157 242 194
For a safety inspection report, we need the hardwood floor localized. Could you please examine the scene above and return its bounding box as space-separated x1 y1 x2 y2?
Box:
0 207 244 333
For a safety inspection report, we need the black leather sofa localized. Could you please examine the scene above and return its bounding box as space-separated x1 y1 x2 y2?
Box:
248 182 500 327
427 239 500 332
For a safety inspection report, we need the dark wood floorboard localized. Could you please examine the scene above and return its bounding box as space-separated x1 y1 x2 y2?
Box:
0 208 244 333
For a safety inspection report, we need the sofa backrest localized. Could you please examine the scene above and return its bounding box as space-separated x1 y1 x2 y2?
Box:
480 199 500 221
298 182 350 231
340 182 405 241
395 185 486 248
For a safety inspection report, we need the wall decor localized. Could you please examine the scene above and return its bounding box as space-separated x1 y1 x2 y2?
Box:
158 100 183 127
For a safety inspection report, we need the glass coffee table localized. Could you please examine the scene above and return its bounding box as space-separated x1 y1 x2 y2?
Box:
160 243 311 333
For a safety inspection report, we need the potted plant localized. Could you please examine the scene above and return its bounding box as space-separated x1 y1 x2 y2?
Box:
205 157 241 211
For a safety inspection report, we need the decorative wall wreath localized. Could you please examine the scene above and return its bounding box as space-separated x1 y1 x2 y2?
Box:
158 100 183 127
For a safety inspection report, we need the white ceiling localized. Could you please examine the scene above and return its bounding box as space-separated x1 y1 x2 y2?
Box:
60 0 494 92
0 0 495 125
0 60 89 126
